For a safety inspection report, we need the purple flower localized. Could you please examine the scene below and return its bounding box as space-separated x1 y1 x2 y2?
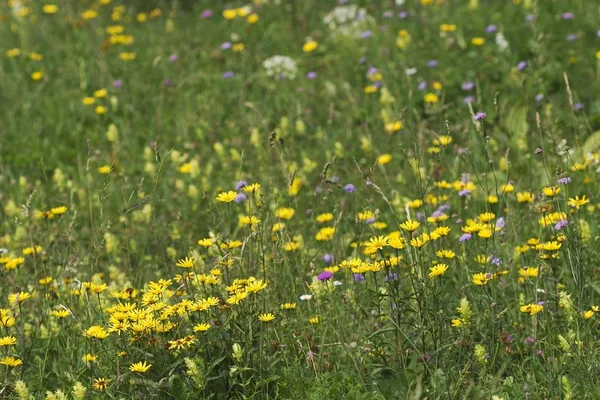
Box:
234 193 246 203
574 103 584 110
360 30 373 39
416 212 425 221
458 189 471 197
344 183 356 193
516 61 527 71
485 25 497 34
330 175 339 183
535 94 544 102
384 273 398 282
461 81 474 91
463 96 475 104
358 56 367 64
323 253 334 264
566 34 578 42
382 11 393 18
525 14 535 22
597 30 600 38
365 217 376 225
169 54 178 63
306 71 317 79
417 81 427 91
353 273 365 282
317 271 333 281
163 79 173 87
113 79 123 88
365 180 374 187
220 42 232 50
356 11 366 21
554 219 568 231
561 12 574 20
474 112 487 121
235 180 247 190
201 9 213 18
367 67 379 76
491 257 503 266
222 71 234 79
459 233 472 243
427 60 438 68
525 336 536 345
504 334 515 344
398 11 408 19
495 217 505 229
557 177 571 184
535 147 543 154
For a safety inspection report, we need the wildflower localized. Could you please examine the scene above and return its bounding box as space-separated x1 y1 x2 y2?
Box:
317 271 333 281
6 48 20 57
43 4 58 14
376 154 392 165
280 303 297 310
516 61 527 71
520 303 544 315
471 37 485 46
119 52 136 61
51 309 70 318
216 191 237 202
92 378 110 392
8 292 31 304
276 207 295 219
365 236 389 254
542 186 560 197
316 213 334 223
31 71 44 81
472 273 489 286
84 326 109 340
400 220 420 232
258 313 276 323
194 323 211 332
0 336 17 346
316 227 335 241
95 106 107 115
451 319 463 327
343 183 356 193
428 263 448 278
518 267 538 278
0 357 22 367
424 93 439 103
98 165 111 174
309 317 319 324
129 361 151 373
474 112 486 121
176 257 196 268
568 195 589 209
82 354 97 363
239 215 261 226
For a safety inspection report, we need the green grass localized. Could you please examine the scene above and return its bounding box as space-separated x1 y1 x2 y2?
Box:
2 0 600 398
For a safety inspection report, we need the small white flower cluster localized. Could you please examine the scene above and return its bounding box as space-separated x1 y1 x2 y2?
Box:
262 55 298 79
323 5 374 38
495 32 509 53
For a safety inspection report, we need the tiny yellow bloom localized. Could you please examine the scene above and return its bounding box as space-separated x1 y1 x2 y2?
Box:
471 37 485 46
302 40 318 53
376 154 392 165
258 313 275 323
129 360 151 373
31 71 44 81
43 4 58 14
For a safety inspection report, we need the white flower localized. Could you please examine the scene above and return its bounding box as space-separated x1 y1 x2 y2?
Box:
333 280 342 286
262 55 298 80
405 68 417 76
300 294 312 301
323 5 375 39
495 32 509 53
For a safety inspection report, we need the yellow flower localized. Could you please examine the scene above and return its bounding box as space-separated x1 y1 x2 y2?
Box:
583 310 594 320
0 336 17 346
232 43 245 52
385 121 403 133
94 88 107 98
176 257 196 268
316 213 334 223
82 97 95 106
315 227 335 241
239 215 261 226
82 354 97 362
428 263 448 278
309 317 319 324
541 241 561 251
82 9 98 20
84 326 109 340
376 154 392 165
280 303 297 310
194 323 211 332
223 9 237 20
43 4 58 14
197 238 214 247
542 186 560 197
472 273 489 286
568 195 589 209
471 37 485 46
129 360 152 373
302 40 318 53
400 220 420 232
6 48 20 57
258 313 275 323
424 93 439 103
247 14 259 24
520 303 543 316
8 292 30 304
119 52 136 61
51 309 70 318
364 85 378 93
95 106 107 115
216 191 237 202
31 71 44 81
276 207 295 220
92 378 110 392
517 191 534 203
0 357 22 367
98 165 112 174
440 24 457 32
365 235 389 254
451 318 463 327
518 267 538 278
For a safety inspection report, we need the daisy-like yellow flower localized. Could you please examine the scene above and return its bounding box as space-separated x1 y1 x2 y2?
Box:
0 336 17 346
216 191 237 202
276 207 295 220
0 356 22 367
31 71 44 81
517 191 534 203
280 303 297 310
239 215 261 226
376 154 392 165
119 52 136 61
193 323 211 332
541 241 561 251
316 213 334 223
568 195 589 209
472 273 490 286
424 93 439 103
51 206 68 215
98 165 112 174
520 303 543 316
82 354 97 362
176 257 196 268
308 317 319 324
471 37 485 46
258 313 275 323
197 238 214 247
400 220 420 232
428 263 448 278
129 360 151 373
84 326 109 340
92 378 110 392
315 227 335 241
8 292 31 304
42 4 58 14
436 249 456 259
542 186 560 197
518 267 538 278
51 309 70 318
365 235 389 254
247 13 259 24
451 318 463 327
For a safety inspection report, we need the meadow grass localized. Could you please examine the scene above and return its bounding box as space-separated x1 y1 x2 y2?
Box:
2 0 600 398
